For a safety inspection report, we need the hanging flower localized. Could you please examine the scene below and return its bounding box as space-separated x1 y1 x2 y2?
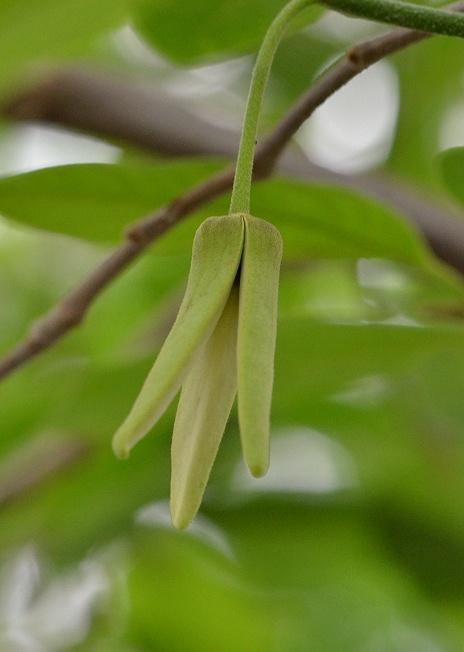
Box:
112 213 282 529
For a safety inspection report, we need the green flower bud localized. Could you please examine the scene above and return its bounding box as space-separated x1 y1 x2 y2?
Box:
112 213 282 528
112 215 244 460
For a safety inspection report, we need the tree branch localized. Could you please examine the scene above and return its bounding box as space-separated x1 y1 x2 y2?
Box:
6 36 464 267
1 11 464 381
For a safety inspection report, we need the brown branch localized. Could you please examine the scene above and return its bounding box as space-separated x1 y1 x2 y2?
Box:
1 12 464 381
0 168 234 379
4 69 242 160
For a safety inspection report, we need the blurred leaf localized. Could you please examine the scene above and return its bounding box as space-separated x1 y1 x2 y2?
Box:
170 178 441 275
132 0 322 64
387 37 464 188
251 179 433 268
0 0 129 92
0 162 439 275
128 531 274 652
0 160 222 242
438 147 464 208
206 499 459 651
274 320 464 414
375 502 464 601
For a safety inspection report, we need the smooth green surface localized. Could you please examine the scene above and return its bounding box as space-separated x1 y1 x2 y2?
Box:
388 33 464 186
250 179 432 267
133 0 464 65
237 216 282 476
132 0 321 63
438 147 464 206
0 0 128 92
0 160 222 242
171 287 239 529
112 215 244 459
0 162 435 272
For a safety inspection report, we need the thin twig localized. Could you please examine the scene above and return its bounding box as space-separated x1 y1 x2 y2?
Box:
1 10 463 381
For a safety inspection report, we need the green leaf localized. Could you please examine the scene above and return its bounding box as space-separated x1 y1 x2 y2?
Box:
132 0 322 64
0 161 438 275
274 319 464 413
0 160 222 241
251 179 433 268
438 147 464 207
0 0 129 92
128 531 275 652
167 178 437 271
387 37 464 188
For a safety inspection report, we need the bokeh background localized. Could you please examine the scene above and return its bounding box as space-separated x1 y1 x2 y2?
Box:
3 1 464 650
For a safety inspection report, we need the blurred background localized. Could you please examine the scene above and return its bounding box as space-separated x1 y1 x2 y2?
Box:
3 1 464 650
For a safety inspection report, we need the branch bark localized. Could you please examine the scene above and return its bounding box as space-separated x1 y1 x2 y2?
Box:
1 11 464 381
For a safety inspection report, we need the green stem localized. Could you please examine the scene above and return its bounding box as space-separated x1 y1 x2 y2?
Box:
328 0 464 36
229 0 464 216
229 0 309 214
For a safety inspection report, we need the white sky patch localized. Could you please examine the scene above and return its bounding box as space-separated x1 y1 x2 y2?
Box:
233 427 358 495
297 60 399 173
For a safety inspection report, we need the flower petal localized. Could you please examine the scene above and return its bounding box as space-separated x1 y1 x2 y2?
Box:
237 215 283 477
112 215 244 459
170 286 239 529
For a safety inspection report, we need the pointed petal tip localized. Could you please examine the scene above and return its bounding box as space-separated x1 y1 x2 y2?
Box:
170 504 193 530
112 435 130 460
249 462 269 478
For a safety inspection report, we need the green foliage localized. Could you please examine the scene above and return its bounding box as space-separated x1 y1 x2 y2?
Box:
0 160 222 241
0 163 436 274
132 0 321 63
388 36 464 187
0 0 129 92
1 0 464 650
438 147 464 206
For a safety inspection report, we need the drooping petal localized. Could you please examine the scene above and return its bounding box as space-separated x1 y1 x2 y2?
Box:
237 215 283 477
170 286 239 529
112 215 244 459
